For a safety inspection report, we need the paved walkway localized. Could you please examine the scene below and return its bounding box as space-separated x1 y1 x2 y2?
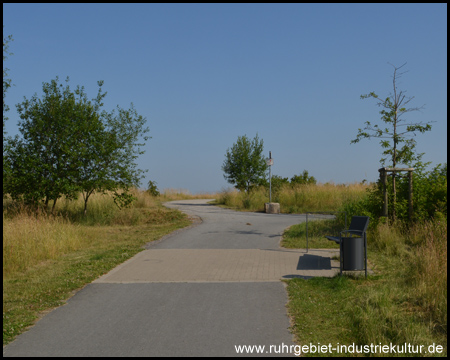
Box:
93 199 340 283
4 200 341 357
94 248 339 283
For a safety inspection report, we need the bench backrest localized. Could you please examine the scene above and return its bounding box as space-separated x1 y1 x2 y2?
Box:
347 216 370 234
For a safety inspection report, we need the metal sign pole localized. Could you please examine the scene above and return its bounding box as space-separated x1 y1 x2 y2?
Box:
269 151 272 203
306 213 308 253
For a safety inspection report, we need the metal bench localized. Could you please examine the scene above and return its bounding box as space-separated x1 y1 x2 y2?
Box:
325 216 370 277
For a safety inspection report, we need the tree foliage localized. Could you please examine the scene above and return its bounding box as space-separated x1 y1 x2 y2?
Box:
351 63 434 220
3 31 14 196
290 170 317 185
268 170 317 197
3 30 13 132
337 163 447 227
222 133 267 193
147 180 160 197
351 63 433 168
4 76 149 213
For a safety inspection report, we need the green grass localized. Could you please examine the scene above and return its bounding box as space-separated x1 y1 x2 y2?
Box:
286 276 359 354
286 274 447 357
284 219 447 357
282 219 342 249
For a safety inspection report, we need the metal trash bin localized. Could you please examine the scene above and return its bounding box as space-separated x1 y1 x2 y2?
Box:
341 237 364 270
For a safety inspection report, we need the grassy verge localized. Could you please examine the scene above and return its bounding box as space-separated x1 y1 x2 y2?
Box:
284 219 447 357
159 188 218 201
282 218 341 249
215 183 369 213
3 191 191 345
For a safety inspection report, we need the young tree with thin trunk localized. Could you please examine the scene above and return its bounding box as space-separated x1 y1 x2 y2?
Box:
351 63 433 220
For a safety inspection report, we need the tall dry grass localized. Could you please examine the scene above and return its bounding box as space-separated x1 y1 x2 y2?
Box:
160 188 218 201
351 219 447 347
278 182 368 213
408 220 447 334
3 212 91 275
217 182 369 213
3 188 161 276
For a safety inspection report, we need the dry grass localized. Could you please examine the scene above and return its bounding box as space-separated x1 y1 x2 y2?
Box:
159 188 219 201
408 220 447 334
3 188 168 276
3 186 219 278
217 182 369 213
3 212 90 275
279 182 368 213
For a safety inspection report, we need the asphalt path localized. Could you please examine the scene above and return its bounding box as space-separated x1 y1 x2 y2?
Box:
3 200 335 357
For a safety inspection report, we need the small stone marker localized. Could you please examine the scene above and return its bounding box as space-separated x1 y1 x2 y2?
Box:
265 202 280 214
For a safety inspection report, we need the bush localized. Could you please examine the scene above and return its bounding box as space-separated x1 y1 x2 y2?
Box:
290 170 317 185
334 163 447 228
147 180 160 197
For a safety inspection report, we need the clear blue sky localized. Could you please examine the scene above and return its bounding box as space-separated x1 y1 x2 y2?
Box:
3 3 447 194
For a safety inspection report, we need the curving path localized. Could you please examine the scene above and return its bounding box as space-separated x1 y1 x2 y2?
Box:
4 200 338 357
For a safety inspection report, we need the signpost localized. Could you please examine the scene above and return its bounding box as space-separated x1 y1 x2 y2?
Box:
265 151 280 213
266 151 273 203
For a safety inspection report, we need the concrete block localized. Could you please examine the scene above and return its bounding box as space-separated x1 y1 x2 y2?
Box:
265 202 280 214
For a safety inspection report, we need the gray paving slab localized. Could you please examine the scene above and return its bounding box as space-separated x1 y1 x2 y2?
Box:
94 248 340 283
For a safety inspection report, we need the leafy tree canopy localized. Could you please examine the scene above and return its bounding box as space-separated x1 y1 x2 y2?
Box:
290 170 317 185
351 63 433 169
222 133 267 193
4 76 149 213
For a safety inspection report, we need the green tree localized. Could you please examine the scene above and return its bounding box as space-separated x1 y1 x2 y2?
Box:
78 101 149 214
270 175 290 193
338 162 447 226
222 133 267 193
147 180 160 197
5 76 149 214
3 30 13 133
290 170 317 185
3 31 13 196
5 77 94 210
351 63 433 220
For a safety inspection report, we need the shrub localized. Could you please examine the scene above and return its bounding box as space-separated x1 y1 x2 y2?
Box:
290 170 317 185
147 180 160 197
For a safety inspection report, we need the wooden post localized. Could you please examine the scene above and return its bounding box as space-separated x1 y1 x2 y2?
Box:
379 168 388 218
378 167 414 221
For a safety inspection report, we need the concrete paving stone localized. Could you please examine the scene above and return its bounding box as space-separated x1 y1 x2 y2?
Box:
94 248 341 283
